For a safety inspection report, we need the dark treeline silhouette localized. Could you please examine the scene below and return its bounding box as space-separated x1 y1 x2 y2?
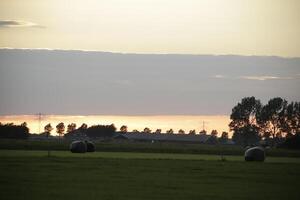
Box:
230 97 300 148
64 123 116 138
85 124 116 138
0 122 29 139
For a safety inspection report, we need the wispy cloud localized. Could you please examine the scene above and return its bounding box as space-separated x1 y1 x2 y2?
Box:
0 20 45 28
212 74 296 81
212 74 226 79
239 76 293 81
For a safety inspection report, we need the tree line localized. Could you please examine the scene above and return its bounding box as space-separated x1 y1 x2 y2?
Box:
230 96 300 148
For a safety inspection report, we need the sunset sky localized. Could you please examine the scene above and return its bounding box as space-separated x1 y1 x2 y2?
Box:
0 0 299 134
0 0 300 57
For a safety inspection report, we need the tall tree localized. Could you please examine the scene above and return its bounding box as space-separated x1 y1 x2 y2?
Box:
67 123 77 133
219 131 229 143
210 130 218 137
155 129 162 134
258 97 287 144
178 129 185 134
120 125 128 133
78 123 88 131
56 122 65 137
166 129 174 134
282 102 300 136
143 127 152 133
229 97 262 145
44 123 53 136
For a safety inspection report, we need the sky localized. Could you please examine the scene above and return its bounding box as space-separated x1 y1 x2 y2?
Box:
0 1 300 134
0 0 300 57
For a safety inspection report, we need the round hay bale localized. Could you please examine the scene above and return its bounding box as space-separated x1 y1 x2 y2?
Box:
70 141 87 153
85 141 95 152
244 146 265 161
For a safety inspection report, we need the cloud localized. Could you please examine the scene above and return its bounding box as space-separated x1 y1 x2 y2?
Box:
212 74 296 81
239 76 293 81
213 74 226 79
0 20 45 28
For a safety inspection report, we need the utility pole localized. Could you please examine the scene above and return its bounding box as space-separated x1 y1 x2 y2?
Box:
38 112 42 133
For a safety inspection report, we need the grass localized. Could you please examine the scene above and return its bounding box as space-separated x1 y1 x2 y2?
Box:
1 139 300 157
1 150 300 200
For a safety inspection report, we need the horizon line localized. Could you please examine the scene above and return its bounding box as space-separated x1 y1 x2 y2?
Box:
1 47 299 59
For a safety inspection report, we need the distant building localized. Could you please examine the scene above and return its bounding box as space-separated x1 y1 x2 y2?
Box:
113 132 211 143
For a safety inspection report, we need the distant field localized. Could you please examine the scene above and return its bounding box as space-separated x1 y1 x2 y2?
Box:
1 139 299 157
0 150 300 200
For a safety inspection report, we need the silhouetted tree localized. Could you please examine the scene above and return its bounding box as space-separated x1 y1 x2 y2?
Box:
67 123 77 133
229 97 262 145
219 131 229 143
166 129 174 134
21 122 27 127
132 129 139 133
86 124 116 138
257 97 287 146
211 130 218 137
78 123 88 132
199 130 207 135
178 129 185 134
120 125 128 133
56 122 65 137
189 130 196 135
206 130 218 144
0 123 29 139
44 123 53 136
154 129 161 134
282 102 300 136
143 127 152 133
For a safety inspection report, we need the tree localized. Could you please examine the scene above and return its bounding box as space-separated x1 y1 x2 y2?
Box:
56 122 65 137
166 129 174 134
44 123 53 136
154 129 162 134
67 123 77 133
282 102 300 136
206 129 218 144
132 129 139 133
257 97 287 145
21 122 27 127
178 129 185 134
0 123 29 139
86 124 116 138
189 130 196 135
219 131 229 144
78 123 88 131
143 127 152 133
120 125 128 133
210 130 218 137
199 130 207 135
229 97 262 145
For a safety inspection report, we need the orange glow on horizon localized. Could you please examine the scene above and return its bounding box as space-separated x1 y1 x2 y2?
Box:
0 115 230 136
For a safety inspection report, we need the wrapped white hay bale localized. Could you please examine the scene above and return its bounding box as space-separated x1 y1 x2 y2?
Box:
244 146 265 161
70 141 87 153
85 141 95 152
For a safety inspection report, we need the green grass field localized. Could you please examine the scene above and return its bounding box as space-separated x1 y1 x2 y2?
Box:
1 139 300 157
1 150 300 200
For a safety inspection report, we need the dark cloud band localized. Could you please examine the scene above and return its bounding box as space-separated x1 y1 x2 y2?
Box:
0 20 45 28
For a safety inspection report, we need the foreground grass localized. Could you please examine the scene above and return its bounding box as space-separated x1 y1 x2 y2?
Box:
0 150 300 200
1 150 300 163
